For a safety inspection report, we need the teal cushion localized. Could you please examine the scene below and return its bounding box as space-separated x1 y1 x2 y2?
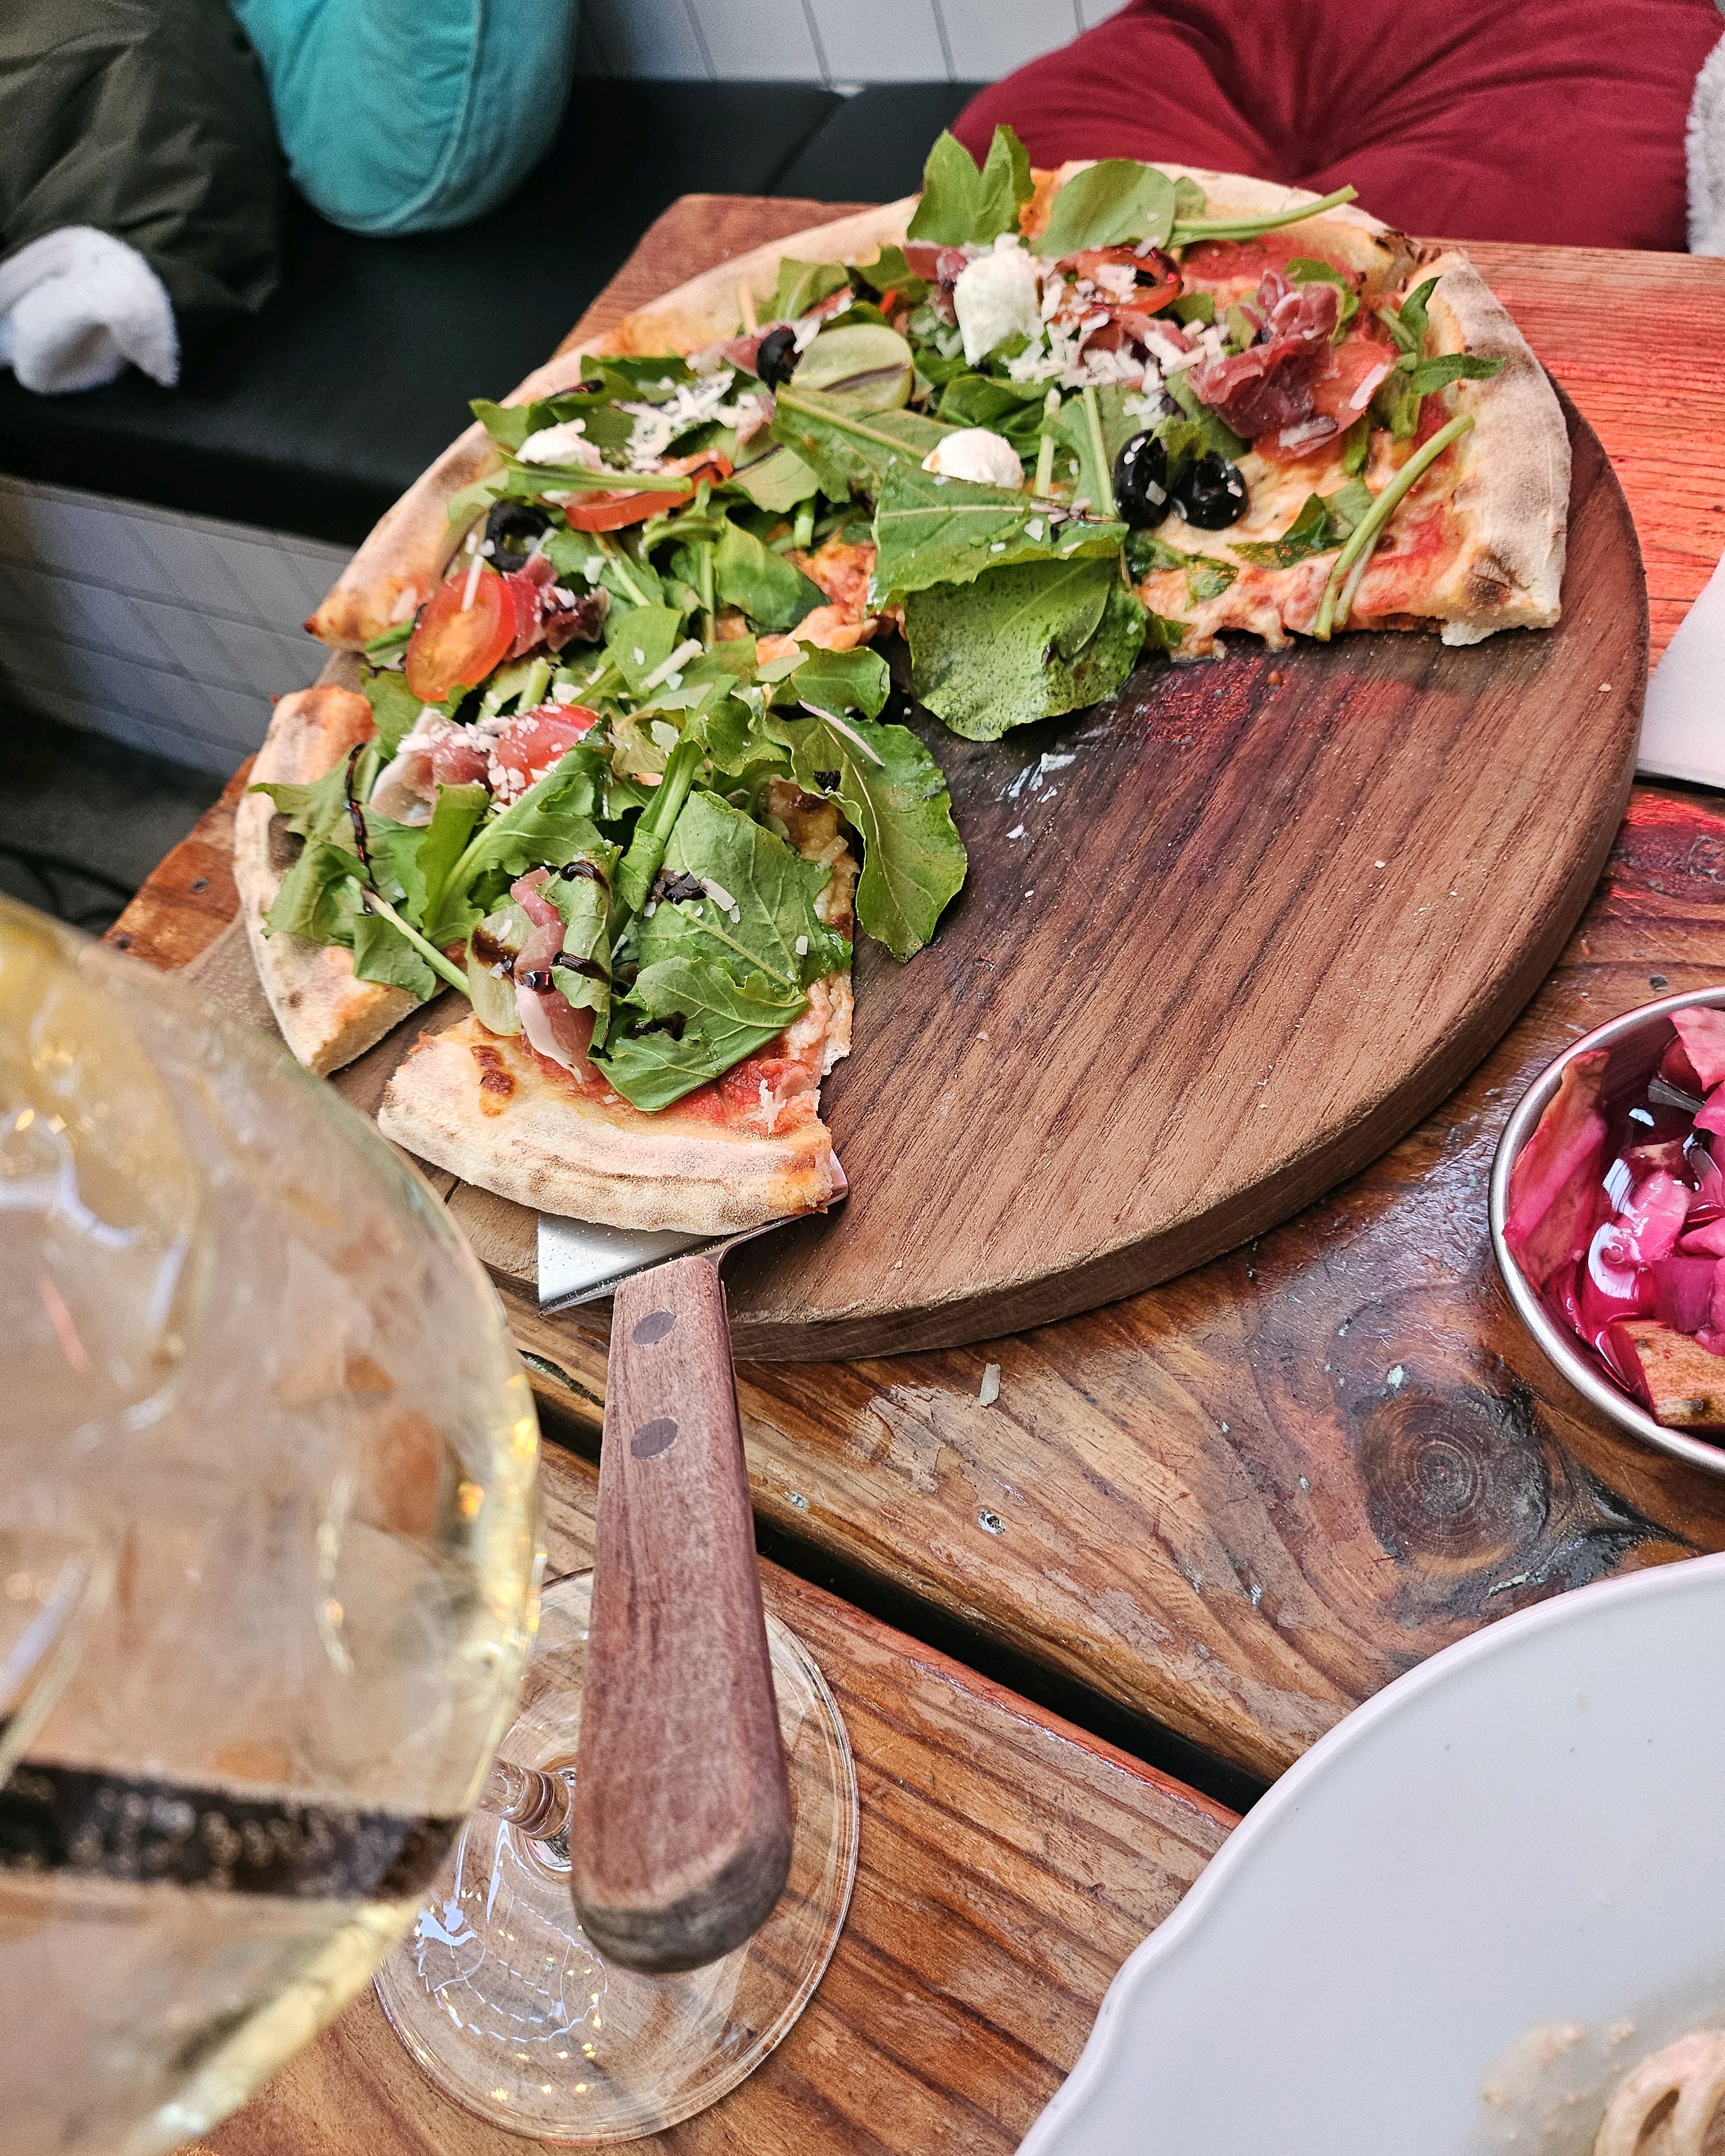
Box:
231 0 578 237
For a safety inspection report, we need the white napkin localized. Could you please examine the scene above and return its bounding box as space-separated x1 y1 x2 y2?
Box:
1638 546 1725 787
0 227 177 395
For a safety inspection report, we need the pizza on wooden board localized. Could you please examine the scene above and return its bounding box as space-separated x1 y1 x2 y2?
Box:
236 133 1570 1232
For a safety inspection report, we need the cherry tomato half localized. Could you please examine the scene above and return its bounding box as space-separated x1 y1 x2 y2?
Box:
405 562 515 703
560 452 733 533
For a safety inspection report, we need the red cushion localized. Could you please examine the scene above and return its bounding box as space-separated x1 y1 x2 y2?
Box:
954 0 1723 251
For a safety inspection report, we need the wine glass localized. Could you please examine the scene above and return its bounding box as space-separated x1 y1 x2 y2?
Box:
374 1567 858 2142
0 897 540 2156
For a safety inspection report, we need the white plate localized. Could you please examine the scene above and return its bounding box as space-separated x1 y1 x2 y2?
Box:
1022 1555 1725 2155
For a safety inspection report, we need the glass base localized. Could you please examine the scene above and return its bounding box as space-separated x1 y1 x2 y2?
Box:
374 1572 858 2143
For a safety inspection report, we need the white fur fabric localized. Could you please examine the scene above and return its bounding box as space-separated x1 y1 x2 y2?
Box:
1690 19 1725 255
0 227 178 394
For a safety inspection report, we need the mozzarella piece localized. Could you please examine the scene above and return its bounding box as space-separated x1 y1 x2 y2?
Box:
953 241 1042 366
922 427 1023 489
518 421 604 469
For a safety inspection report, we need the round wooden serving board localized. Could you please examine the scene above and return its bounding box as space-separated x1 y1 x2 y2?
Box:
715 396 1644 1356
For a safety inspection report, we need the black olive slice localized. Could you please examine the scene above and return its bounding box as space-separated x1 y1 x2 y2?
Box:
1172 451 1248 530
485 499 553 565
755 325 800 390
1112 431 1174 530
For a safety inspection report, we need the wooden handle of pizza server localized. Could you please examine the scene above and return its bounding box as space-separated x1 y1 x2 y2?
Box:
569 1250 792 1972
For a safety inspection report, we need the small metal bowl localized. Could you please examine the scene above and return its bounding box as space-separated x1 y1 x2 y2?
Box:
1489 985 1725 1479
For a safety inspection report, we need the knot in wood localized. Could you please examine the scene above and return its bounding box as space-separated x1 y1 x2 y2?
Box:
1355 1384 1546 1565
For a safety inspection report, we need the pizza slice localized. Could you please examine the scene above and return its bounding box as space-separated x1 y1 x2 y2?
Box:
243 133 1567 1234
234 684 420 1075
375 782 854 1233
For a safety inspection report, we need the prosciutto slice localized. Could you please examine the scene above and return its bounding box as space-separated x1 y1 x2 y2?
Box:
1189 270 1342 443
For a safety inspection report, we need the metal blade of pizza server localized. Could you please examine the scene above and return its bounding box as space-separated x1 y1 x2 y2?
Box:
535 1207 816 1313
536 1214 712 1311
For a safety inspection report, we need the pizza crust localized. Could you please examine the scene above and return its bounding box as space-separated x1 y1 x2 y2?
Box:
232 686 419 1076
375 1015 846 1233
1418 253 1569 643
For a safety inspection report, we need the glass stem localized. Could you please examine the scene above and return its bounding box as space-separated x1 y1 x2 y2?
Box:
480 1758 575 1865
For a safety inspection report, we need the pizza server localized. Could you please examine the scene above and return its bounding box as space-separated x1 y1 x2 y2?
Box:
539 1208 819 1973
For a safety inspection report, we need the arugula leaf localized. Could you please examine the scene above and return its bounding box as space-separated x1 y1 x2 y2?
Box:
1187 556 1237 602
250 762 354 849
651 790 847 993
545 525 665 610
1340 414 1370 475
581 355 699 397
779 645 891 718
904 557 1146 740
1404 352 1504 394
770 385 955 501
856 243 930 304
1285 256 1359 332
1037 159 1176 257
1390 275 1439 350
871 462 1125 601
434 748 609 929
543 846 619 1034
362 621 412 662
1171 175 1207 221
1144 608 1185 652
263 839 359 944
906 125 1033 247
1324 476 1373 534
1228 494 1332 567
350 907 437 999
726 434 823 512
1170 183 1358 247
1048 382 1141 513
713 521 825 630
772 258 849 321
1227 479 1371 567
1368 272 1504 438
600 960 806 1112
1162 373 1251 459
1125 531 1239 603
381 782 489 932
764 706 967 960
793 321 915 412
1170 290 1216 327
470 398 540 454
614 736 704 916
360 666 424 756
936 372 1049 451
596 791 847 1110
1370 368 1420 439
695 693 790 787
605 604 687 695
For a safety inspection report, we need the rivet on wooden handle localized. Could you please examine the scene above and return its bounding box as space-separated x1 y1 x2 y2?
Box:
570 1252 793 1973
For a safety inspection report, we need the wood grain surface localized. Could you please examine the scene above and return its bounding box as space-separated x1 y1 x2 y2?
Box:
188 1443 1233 2156
112 215 1725 1789
574 1255 792 1972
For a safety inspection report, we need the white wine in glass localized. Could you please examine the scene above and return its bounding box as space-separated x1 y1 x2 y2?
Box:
0 900 540 2156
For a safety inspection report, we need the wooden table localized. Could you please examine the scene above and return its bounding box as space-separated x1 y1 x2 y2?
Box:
107 198 1725 2143
186 1444 1229 2156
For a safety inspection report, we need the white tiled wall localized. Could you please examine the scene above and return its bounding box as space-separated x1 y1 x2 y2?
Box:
576 0 1130 85
0 475 345 775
